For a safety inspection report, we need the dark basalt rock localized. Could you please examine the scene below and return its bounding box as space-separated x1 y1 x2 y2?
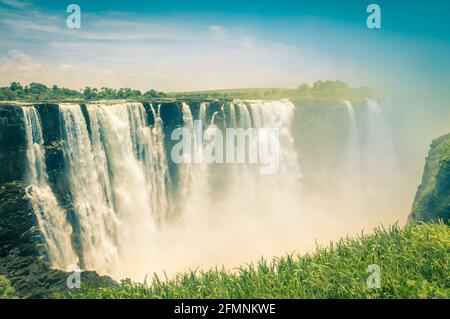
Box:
0 251 116 298
0 181 44 259
141 102 155 126
35 104 62 145
158 101 184 197
0 181 115 298
0 105 27 184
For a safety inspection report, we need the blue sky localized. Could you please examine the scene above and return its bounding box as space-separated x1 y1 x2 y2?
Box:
0 0 449 93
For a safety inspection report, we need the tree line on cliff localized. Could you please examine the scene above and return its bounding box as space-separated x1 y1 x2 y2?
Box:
0 82 166 101
0 80 377 102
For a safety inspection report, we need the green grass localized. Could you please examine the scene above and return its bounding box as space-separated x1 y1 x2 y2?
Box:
0 276 18 299
69 222 449 299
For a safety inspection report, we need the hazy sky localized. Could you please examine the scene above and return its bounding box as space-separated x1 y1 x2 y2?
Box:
0 0 449 92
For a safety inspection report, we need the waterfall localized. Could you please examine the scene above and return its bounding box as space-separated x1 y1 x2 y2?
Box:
148 104 170 223
344 100 358 150
17 99 304 278
8 97 417 279
343 100 363 197
21 106 78 269
58 103 172 277
364 99 399 182
366 99 396 163
226 101 255 198
247 100 300 175
363 99 402 219
246 100 302 201
177 99 302 214
123 102 169 224
178 102 210 217
178 102 195 203
175 99 302 210
210 111 219 126
59 104 121 274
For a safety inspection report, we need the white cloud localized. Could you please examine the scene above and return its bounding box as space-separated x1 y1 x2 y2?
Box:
8 48 27 59
1 0 31 9
2 18 62 33
0 49 43 81
58 64 79 71
209 25 227 37
0 6 360 91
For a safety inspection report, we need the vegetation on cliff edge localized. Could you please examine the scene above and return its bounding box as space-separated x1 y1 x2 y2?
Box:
0 82 166 101
168 80 377 101
1 80 376 102
68 222 449 299
410 133 450 224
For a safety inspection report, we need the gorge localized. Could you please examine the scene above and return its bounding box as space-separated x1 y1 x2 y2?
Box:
0 97 430 296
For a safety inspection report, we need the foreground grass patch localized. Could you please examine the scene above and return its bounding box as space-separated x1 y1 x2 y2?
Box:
70 222 449 299
0 276 18 299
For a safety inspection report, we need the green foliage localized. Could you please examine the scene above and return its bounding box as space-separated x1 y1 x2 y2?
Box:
0 82 166 101
297 80 376 100
410 133 450 224
9 81 23 91
0 82 83 101
169 81 377 101
1 80 371 101
0 276 18 299
297 83 310 94
69 222 449 299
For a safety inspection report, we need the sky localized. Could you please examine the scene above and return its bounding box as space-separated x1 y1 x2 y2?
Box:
0 0 449 93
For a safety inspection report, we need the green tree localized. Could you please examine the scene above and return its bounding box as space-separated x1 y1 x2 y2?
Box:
28 82 48 95
311 80 351 97
9 81 23 91
297 83 310 95
83 87 99 100
143 89 158 98
0 87 16 100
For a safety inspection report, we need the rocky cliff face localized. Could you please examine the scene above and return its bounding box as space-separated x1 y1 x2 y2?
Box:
0 104 117 298
410 133 450 224
0 181 45 259
0 104 27 184
0 180 116 298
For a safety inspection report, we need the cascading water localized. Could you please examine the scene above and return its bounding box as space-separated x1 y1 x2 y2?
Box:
344 100 360 164
247 99 301 186
123 102 169 224
177 102 210 218
147 104 170 224
86 103 162 276
59 104 121 274
342 100 364 204
365 99 397 169
225 101 257 199
363 99 402 218
13 97 406 279
58 102 172 277
364 100 400 188
21 106 78 269
176 99 302 218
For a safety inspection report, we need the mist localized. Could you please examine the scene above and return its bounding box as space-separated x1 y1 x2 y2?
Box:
85 99 425 281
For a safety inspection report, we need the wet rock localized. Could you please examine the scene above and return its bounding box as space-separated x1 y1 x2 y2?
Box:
0 105 27 184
